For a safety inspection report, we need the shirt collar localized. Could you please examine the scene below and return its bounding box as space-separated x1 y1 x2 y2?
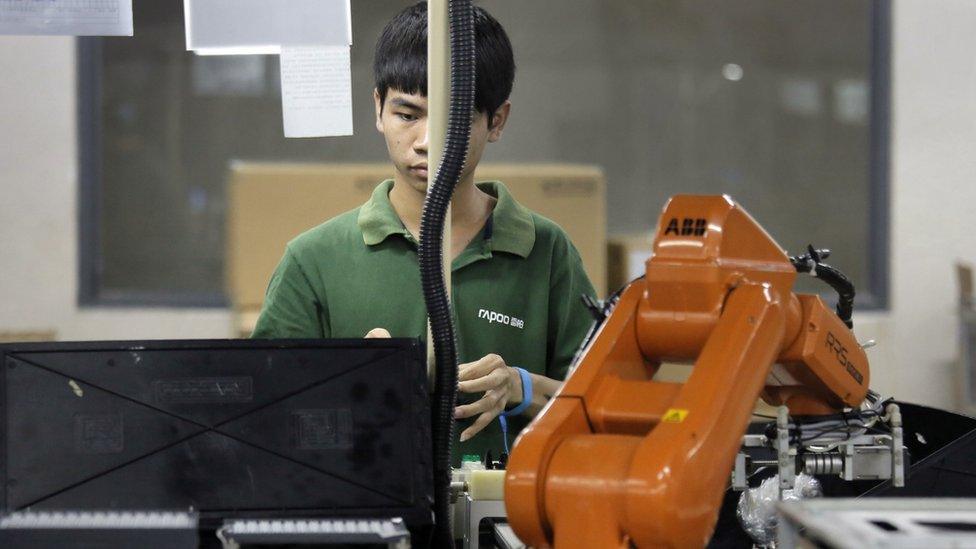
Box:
357 180 410 246
356 179 536 258
477 180 535 258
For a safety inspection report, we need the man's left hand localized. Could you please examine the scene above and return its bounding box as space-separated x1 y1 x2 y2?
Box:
455 354 523 442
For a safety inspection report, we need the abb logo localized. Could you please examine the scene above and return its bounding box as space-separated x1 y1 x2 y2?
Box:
663 217 708 237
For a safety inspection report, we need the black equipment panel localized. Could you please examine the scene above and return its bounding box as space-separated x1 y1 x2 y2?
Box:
0 339 432 526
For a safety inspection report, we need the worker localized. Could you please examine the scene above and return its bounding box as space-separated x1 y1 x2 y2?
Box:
251 1 595 463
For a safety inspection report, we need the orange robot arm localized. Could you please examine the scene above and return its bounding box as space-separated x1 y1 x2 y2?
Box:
505 195 870 548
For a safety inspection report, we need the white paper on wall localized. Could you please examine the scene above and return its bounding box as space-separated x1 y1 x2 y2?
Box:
184 0 350 55
280 45 353 138
0 0 133 36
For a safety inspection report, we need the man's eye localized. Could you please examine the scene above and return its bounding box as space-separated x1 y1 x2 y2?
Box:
397 112 417 122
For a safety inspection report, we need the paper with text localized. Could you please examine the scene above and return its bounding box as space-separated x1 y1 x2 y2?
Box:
0 0 132 36
280 46 353 138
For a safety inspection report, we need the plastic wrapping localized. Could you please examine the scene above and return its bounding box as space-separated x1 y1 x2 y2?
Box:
737 473 823 548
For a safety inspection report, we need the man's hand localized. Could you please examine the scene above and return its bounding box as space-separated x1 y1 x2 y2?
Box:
455 354 523 442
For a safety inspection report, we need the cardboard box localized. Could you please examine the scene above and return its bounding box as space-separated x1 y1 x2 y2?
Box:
0 330 57 343
226 162 607 336
606 234 655 294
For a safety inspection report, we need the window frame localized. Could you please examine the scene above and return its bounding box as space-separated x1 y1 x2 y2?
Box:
77 0 891 309
78 36 227 308
864 0 892 310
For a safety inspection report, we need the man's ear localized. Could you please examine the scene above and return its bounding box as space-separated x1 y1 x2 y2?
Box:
487 101 512 143
373 88 385 133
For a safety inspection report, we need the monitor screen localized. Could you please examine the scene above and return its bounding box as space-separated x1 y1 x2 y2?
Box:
0 338 432 526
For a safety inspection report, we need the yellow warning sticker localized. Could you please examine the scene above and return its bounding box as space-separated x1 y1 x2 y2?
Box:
662 408 689 423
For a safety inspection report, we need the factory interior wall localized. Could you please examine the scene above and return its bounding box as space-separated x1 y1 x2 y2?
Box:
870 0 976 411
0 36 233 341
0 0 974 410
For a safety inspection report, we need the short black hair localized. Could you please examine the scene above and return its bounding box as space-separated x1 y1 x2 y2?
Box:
373 1 515 121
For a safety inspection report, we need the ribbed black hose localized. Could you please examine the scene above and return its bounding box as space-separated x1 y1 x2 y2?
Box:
813 263 855 328
418 1 475 547
789 246 856 329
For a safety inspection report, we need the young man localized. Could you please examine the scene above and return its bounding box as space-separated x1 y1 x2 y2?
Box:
252 2 595 461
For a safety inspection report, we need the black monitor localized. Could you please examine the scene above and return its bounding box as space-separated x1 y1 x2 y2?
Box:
0 339 432 526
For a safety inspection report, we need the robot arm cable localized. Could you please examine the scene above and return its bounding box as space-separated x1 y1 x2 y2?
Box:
789 245 856 328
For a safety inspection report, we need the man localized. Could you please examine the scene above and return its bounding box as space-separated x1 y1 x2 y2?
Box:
252 2 595 462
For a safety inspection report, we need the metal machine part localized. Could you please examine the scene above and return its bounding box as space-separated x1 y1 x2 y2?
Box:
733 399 907 544
777 498 976 548
732 402 906 493
505 195 875 548
777 407 795 492
0 511 198 549
492 523 526 549
451 462 508 549
463 496 506 549
217 518 410 548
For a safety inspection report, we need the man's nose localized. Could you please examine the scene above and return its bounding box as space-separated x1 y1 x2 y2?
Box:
416 121 429 155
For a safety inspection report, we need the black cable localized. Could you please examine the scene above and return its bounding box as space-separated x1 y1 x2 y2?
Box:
797 420 892 446
796 415 883 444
570 275 644 371
789 245 856 328
799 423 858 444
793 409 883 423
814 262 855 329
417 2 475 547
757 409 884 443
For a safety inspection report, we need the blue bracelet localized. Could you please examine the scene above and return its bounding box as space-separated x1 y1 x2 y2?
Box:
502 367 532 417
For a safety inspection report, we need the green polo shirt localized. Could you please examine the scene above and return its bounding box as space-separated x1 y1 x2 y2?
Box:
252 180 596 463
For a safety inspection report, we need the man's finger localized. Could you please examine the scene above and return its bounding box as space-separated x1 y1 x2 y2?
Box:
454 389 502 419
364 328 391 339
458 354 504 381
458 368 507 394
460 407 503 442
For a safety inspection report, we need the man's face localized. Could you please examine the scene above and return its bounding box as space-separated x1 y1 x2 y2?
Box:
374 88 510 193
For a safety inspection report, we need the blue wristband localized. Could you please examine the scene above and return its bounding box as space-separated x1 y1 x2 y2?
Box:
502 367 532 417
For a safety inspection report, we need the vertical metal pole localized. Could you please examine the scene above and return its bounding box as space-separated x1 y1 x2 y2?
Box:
888 403 905 487
777 406 795 494
427 0 451 383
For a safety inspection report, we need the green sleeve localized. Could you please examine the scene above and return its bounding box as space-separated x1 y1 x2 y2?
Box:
545 237 597 380
251 246 330 339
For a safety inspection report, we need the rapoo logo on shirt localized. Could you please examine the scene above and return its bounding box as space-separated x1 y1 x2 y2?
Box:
478 308 525 329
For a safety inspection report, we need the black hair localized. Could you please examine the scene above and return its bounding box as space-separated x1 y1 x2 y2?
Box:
373 1 515 124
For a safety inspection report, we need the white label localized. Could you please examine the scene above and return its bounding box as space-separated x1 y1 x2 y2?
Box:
0 0 133 36
280 45 353 138
184 0 350 55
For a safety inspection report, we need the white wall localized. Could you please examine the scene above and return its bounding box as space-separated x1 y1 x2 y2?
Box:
791 1 976 412
0 36 232 340
2 0 976 409
871 0 976 410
